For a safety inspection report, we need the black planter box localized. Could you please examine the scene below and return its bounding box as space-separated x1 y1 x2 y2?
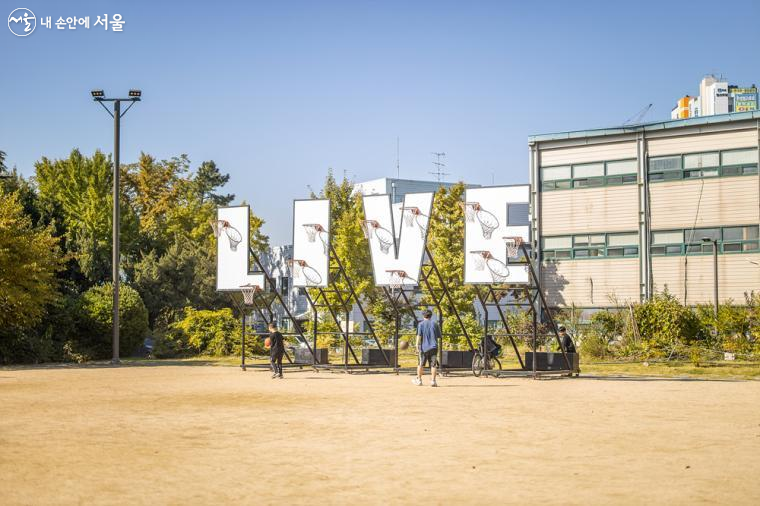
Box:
361 348 395 366
524 352 579 372
441 350 475 368
293 347 329 365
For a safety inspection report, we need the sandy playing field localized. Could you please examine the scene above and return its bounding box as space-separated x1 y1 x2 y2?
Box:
1 362 759 505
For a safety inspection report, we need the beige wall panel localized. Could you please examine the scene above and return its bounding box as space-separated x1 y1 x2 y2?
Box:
650 177 759 229
652 254 760 305
539 141 637 166
647 129 757 157
542 258 640 307
541 186 639 235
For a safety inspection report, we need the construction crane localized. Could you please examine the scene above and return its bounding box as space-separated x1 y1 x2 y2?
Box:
623 103 653 125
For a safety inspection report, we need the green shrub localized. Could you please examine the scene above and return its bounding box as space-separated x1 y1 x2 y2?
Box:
77 283 149 358
442 313 483 350
633 291 701 357
168 307 241 356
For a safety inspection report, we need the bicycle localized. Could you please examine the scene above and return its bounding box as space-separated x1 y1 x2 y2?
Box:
472 336 502 377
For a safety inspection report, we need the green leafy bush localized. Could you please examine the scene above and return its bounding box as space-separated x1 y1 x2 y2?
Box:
442 313 483 350
77 283 149 358
168 307 242 356
633 291 701 357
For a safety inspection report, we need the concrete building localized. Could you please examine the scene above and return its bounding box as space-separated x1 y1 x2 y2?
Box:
353 177 463 203
671 75 758 119
529 111 760 310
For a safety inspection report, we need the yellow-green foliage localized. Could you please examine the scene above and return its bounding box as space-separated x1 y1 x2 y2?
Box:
169 307 242 356
0 192 62 330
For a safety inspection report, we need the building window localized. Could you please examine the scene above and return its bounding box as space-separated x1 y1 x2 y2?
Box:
280 276 289 296
651 225 760 256
541 159 637 191
542 232 639 260
507 203 530 226
648 148 759 182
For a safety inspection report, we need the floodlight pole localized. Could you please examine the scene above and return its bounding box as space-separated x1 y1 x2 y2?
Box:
91 90 141 365
112 100 121 364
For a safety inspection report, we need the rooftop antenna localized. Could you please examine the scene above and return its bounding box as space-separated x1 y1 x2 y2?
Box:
623 103 652 125
429 151 450 182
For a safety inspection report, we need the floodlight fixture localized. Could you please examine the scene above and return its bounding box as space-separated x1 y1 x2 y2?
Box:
91 89 105 98
128 89 142 98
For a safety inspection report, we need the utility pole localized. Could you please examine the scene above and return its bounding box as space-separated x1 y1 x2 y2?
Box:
91 89 142 365
429 152 450 182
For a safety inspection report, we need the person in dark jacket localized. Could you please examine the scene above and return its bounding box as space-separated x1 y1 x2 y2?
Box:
558 326 576 354
268 322 285 379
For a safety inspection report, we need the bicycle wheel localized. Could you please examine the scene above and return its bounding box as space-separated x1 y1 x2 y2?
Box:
472 352 484 377
490 357 502 378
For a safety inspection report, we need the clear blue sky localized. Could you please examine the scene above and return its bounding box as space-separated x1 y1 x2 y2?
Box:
3 0 759 244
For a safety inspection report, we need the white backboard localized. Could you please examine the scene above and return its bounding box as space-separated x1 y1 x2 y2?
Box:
216 206 266 291
464 186 531 284
292 199 330 287
362 192 434 287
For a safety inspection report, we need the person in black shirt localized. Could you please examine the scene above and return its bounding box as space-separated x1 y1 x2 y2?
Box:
268 322 285 379
558 326 576 354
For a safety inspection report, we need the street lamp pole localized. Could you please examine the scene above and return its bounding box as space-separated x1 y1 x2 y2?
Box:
91 89 141 364
712 238 718 318
701 237 719 318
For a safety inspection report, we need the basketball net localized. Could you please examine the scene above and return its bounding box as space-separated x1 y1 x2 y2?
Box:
388 270 405 291
240 284 258 305
303 224 322 243
505 237 523 259
289 259 304 279
462 202 478 223
210 219 228 237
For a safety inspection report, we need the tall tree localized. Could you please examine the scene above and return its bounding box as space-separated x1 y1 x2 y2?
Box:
0 192 62 331
35 149 139 284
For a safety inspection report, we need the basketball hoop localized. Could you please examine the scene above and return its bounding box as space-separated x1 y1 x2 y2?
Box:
240 284 259 306
462 202 479 223
387 269 407 291
401 206 428 238
471 250 509 283
303 223 323 242
361 220 394 254
209 219 229 237
462 202 499 239
504 236 523 259
288 259 323 286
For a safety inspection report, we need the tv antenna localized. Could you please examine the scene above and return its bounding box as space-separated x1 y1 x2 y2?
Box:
623 103 652 126
429 151 449 182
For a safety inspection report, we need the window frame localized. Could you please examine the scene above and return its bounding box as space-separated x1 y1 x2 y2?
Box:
540 158 638 192
648 148 759 183
650 225 760 256
541 231 640 260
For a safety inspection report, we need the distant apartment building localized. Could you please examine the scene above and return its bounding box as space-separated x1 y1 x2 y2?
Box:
671 75 758 119
530 111 760 310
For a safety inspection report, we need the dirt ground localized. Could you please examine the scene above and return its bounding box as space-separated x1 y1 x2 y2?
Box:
1 362 759 505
